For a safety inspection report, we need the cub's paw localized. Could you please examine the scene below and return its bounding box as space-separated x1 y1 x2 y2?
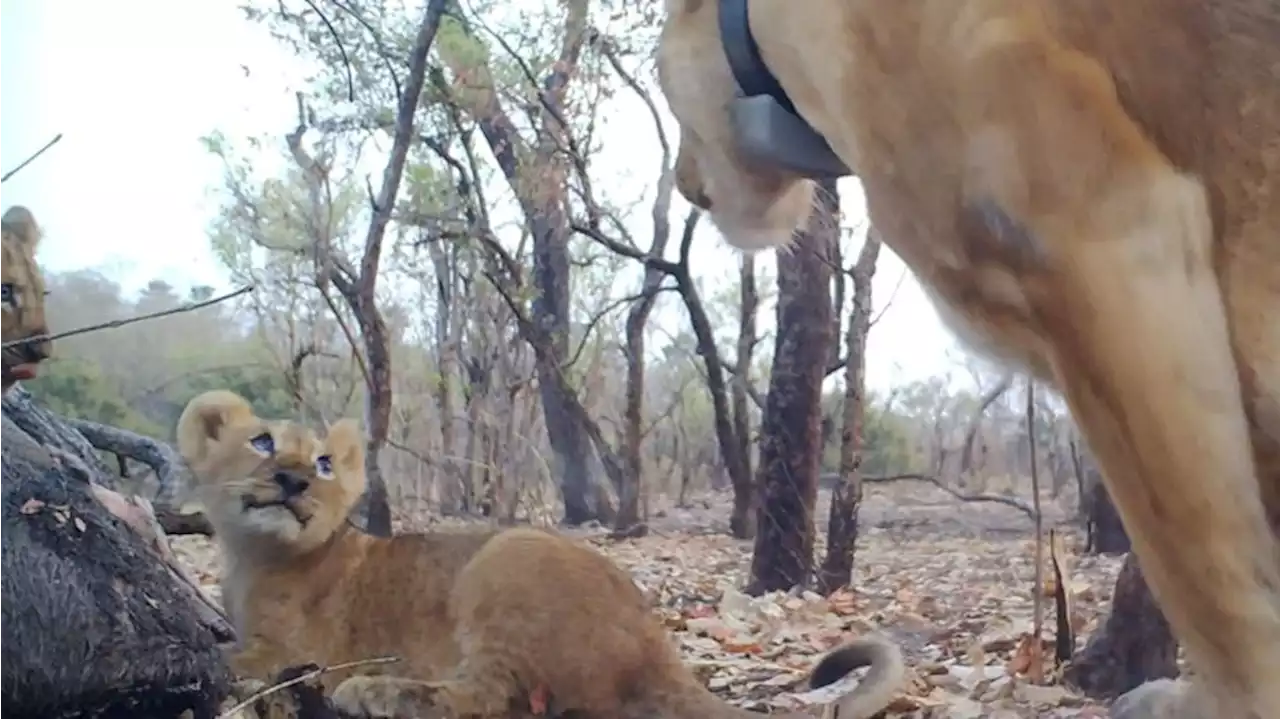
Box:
330 676 444 718
1111 678 1212 719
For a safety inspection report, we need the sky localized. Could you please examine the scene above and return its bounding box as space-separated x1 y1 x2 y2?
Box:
0 0 969 393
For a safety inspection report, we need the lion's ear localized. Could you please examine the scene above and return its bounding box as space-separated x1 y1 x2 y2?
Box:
2 206 42 250
323 419 367 496
323 419 365 473
177 390 256 468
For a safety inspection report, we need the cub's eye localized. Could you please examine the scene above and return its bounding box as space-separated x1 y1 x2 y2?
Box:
314 455 333 479
249 432 275 454
1 283 16 307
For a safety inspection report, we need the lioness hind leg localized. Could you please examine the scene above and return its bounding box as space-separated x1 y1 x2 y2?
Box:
943 16 1280 719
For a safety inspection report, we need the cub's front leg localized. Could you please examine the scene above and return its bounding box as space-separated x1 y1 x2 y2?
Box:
331 674 549 719
331 675 438 718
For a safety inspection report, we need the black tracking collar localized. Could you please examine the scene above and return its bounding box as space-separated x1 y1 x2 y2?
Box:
718 0 796 115
717 0 851 179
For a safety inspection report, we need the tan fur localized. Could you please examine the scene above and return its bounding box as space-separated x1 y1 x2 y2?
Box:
1 205 52 391
178 390 906 719
657 1 1280 716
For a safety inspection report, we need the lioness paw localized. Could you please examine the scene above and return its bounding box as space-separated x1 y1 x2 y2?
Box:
1111 678 1213 719
331 676 444 718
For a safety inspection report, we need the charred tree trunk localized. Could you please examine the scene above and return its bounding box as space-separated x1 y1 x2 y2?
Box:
1081 455 1131 554
817 228 881 594
1066 552 1177 698
2 388 232 718
747 181 837 594
729 253 759 538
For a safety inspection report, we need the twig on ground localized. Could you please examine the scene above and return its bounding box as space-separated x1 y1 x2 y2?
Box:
1 285 254 350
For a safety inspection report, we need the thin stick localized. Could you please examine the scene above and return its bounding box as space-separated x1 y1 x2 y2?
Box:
1 285 254 350
216 655 400 718
1 134 64 183
1027 378 1045 644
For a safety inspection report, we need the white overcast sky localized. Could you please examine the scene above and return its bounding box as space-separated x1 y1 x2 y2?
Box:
0 0 968 392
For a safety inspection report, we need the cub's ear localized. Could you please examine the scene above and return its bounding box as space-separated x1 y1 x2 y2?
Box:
177 390 256 468
323 419 365 472
2 206 42 250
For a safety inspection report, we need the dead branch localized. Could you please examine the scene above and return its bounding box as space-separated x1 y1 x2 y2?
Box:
299 0 356 101
1 133 64 183
1 285 254 350
66 418 214 536
867 266 908 329
857 472 1038 518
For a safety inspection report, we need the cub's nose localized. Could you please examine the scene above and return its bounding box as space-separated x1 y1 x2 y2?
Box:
272 470 310 497
27 332 52 363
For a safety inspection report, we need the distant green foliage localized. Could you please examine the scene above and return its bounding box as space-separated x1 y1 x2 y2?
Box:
27 356 164 437
819 389 914 477
23 268 304 442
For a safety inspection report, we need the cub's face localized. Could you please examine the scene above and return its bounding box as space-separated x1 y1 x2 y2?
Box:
177 390 366 554
1 206 53 391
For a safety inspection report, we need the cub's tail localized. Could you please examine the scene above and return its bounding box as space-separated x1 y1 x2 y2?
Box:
807 635 905 719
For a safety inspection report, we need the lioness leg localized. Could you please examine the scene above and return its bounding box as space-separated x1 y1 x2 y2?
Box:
944 18 1280 718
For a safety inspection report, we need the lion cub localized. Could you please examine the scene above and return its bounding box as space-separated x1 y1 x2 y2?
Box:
179 390 905 719
1 206 53 392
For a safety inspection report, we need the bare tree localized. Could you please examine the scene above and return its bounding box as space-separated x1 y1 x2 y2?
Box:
747 180 837 594
817 228 881 594
619 165 678 531
434 0 608 524
1077 443 1131 554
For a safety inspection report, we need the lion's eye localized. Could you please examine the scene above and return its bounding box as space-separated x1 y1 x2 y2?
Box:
249 432 275 454
1 283 16 308
315 455 333 478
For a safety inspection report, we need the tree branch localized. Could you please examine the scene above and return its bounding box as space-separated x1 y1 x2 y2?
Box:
857 472 1037 518
1 285 254 351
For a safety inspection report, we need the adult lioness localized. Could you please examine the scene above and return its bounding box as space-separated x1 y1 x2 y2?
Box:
178 389 905 719
655 1 1279 717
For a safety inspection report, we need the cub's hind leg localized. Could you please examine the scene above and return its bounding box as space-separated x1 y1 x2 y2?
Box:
930 5 1280 717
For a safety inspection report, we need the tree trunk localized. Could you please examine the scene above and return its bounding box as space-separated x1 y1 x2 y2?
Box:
1066 552 1177 698
438 0 603 524
729 253 759 538
817 229 881 594
668 212 754 538
1082 454 1131 554
617 163 679 533
2 389 232 718
747 181 836 594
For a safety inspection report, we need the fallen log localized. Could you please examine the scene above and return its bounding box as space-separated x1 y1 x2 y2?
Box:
1 390 232 719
